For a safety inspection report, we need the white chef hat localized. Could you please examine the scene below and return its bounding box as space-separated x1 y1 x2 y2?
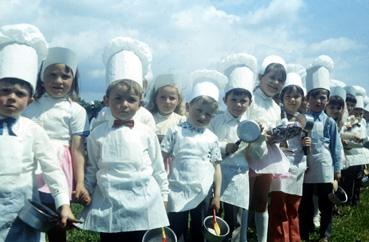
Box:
259 55 286 75
103 37 152 88
153 73 182 92
306 55 334 94
189 69 227 102
0 24 47 91
352 85 366 109
218 53 257 94
283 64 307 95
330 79 346 101
40 47 78 81
364 96 369 112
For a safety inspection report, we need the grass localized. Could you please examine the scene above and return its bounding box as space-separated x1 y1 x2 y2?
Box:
65 188 369 242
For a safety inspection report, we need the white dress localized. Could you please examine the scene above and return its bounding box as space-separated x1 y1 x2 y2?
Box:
0 116 69 242
79 115 169 232
209 111 267 209
246 87 290 175
153 112 185 138
161 121 222 212
24 94 89 195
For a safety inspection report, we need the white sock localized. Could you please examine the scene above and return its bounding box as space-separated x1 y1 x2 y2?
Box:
255 211 268 242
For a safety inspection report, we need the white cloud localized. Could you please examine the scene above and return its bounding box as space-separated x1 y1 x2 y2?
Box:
308 37 364 53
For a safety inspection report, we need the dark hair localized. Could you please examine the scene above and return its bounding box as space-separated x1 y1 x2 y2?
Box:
280 85 304 102
146 84 185 115
224 88 252 101
307 88 330 99
0 78 33 96
34 64 80 100
106 79 143 99
259 63 287 83
346 93 357 105
328 95 345 108
189 95 218 113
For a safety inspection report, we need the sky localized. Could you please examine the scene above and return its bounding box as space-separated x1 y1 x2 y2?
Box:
1 0 368 102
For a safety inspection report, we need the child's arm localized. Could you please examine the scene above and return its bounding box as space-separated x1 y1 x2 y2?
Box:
328 118 343 180
70 135 91 205
211 162 222 211
85 134 99 195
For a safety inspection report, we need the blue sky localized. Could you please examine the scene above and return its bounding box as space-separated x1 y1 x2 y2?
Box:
1 0 368 101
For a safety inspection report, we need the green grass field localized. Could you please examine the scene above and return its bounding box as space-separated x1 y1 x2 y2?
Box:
65 187 369 242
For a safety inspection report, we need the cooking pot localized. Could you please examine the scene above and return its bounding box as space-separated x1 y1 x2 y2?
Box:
203 215 229 242
237 120 261 143
142 227 177 242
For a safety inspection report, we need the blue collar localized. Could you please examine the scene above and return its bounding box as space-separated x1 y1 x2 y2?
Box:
180 121 205 133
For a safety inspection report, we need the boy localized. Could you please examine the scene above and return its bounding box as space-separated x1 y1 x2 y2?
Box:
299 55 342 242
0 24 74 241
161 69 226 241
210 53 266 242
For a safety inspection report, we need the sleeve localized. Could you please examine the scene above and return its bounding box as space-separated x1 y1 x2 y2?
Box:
328 118 343 173
160 127 176 154
70 102 90 136
85 132 99 194
148 133 169 202
33 125 70 208
209 139 222 164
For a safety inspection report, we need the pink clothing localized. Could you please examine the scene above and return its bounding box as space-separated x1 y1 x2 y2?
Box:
36 145 73 199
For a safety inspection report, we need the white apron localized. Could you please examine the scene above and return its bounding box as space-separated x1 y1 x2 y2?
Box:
220 145 249 209
270 135 307 196
79 132 169 232
0 136 41 242
304 119 333 183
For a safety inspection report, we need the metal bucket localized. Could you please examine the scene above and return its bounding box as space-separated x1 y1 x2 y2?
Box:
203 215 229 242
18 199 59 232
142 227 177 242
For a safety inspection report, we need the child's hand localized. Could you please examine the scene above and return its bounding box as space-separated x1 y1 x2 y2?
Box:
301 137 311 147
225 143 239 155
58 204 76 228
211 196 221 211
73 184 91 205
334 172 341 181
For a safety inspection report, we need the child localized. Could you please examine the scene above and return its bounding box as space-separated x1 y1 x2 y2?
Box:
79 82 169 241
210 53 267 242
161 69 225 241
340 85 368 206
246 55 289 242
325 82 348 130
268 66 311 242
90 37 156 131
146 73 186 142
0 23 75 242
24 47 90 241
299 55 342 242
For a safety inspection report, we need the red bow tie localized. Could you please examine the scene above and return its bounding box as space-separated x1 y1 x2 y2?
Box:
112 119 134 129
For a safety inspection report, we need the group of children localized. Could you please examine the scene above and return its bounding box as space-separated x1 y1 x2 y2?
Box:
1 23 368 242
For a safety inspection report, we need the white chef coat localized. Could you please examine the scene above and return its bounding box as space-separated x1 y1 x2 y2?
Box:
0 116 69 242
161 121 222 212
79 115 169 232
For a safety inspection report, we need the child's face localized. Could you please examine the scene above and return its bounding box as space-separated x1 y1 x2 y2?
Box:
346 101 356 115
308 91 329 112
43 64 74 98
155 85 179 115
282 89 303 115
0 81 32 118
224 92 251 118
107 84 140 121
186 100 216 128
259 71 285 97
352 108 364 120
325 103 343 121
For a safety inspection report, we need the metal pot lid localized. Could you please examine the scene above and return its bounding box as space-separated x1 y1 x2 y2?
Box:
237 120 261 142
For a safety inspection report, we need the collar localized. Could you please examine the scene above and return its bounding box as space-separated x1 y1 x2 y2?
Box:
255 87 272 101
224 110 243 124
180 121 205 133
310 111 325 121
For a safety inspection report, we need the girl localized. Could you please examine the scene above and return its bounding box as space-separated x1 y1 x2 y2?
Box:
246 55 289 242
268 71 311 242
24 47 90 242
146 73 186 142
161 69 225 242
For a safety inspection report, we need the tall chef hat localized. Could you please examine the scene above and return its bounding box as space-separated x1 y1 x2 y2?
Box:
259 55 286 75
330 79 346 101
218 53 257 95
40 47 78 81
103 37 152 88
283 64 307 95
306 55 334 94
0 24 47 91
351 85 366 109
189 69 227 102
153 73 182 92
